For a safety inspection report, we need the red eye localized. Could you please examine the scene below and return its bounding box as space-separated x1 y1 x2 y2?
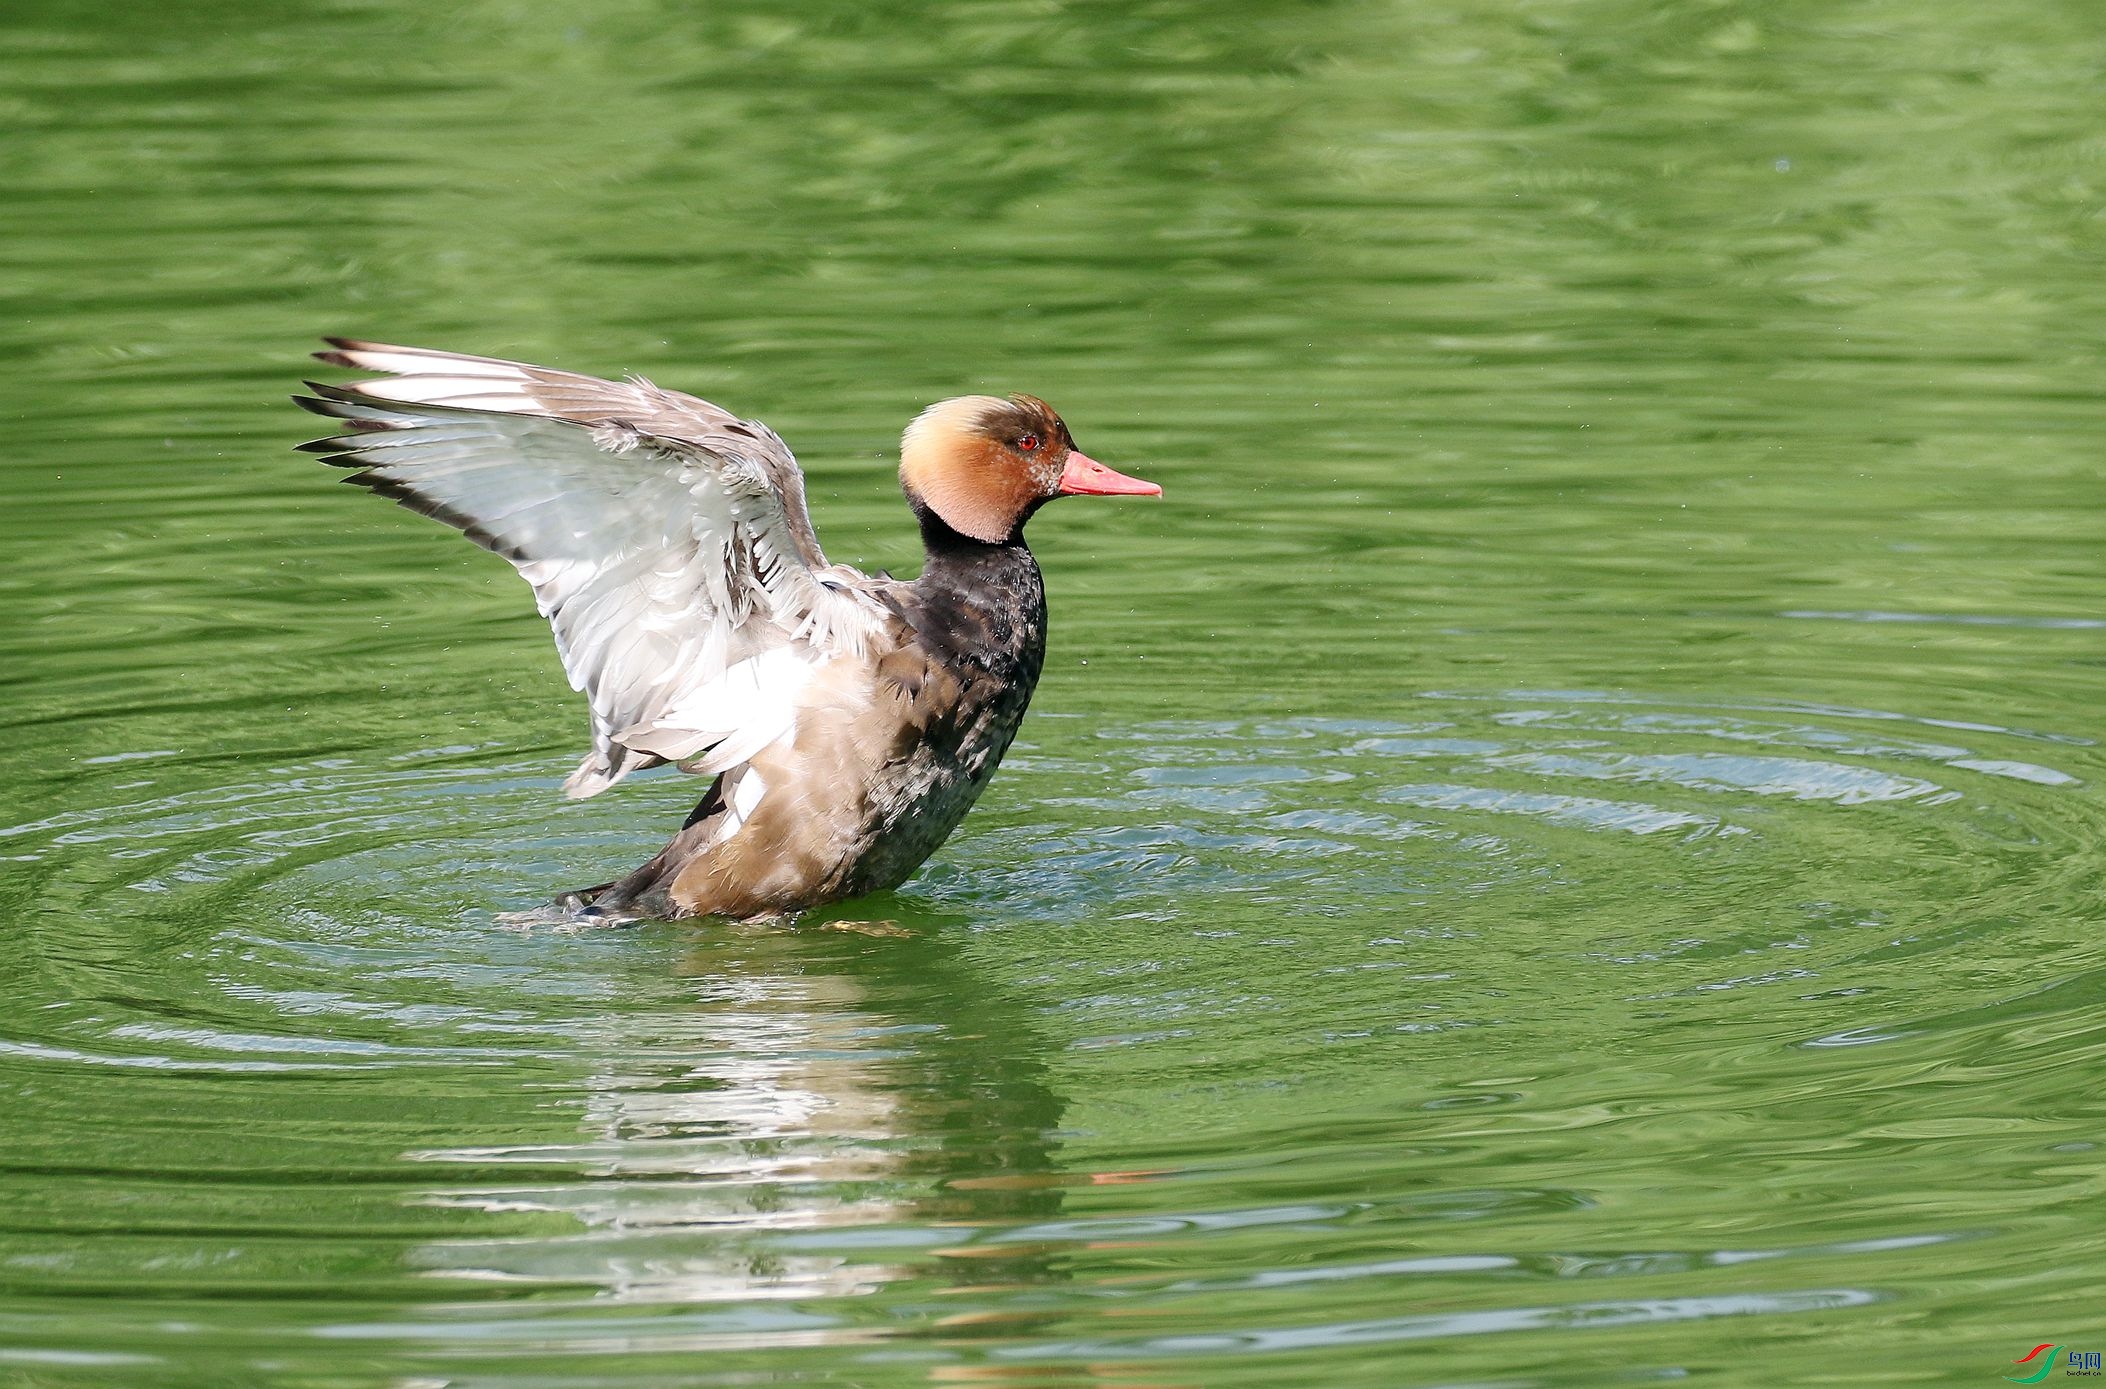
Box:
1017 434 1039 452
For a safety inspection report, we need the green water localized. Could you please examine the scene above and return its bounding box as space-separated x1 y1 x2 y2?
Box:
4 0 2105 1383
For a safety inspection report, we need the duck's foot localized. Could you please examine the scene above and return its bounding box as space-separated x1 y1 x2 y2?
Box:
493 902 584 929
495 881 645 929
818 918 911 938
552 881 613 911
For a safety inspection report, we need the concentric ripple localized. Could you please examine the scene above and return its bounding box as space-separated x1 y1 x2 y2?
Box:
2 687 2100 1381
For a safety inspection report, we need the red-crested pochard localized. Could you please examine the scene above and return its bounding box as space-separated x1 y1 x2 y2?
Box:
294 340 1158 922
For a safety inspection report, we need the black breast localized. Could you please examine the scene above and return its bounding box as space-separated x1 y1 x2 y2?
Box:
839 527 1050 896
903 529 1049 702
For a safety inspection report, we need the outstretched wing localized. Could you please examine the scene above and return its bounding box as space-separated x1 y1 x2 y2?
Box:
294 339 893 798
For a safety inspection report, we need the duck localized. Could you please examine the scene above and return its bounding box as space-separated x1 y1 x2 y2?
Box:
294 339 1159 923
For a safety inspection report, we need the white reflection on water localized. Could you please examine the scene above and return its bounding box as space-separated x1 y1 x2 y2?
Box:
407 952 919 1303
999 1289 1880 1361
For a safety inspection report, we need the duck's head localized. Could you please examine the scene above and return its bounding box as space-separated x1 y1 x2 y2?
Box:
899 394 1158 545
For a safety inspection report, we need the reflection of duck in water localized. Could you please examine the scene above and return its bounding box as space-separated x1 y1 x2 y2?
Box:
295 341 1157 923
408 912 1074 1304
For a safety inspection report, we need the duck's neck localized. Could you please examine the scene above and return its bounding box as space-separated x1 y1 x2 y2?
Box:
908 503 1048 675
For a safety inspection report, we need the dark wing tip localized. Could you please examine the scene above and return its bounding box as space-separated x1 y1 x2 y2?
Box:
291 425 369 466
313 348 356 368
292 390 405 435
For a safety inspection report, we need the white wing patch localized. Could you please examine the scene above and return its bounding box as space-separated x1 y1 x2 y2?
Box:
296 340 894 808
629 644 820 771
719 766 769 842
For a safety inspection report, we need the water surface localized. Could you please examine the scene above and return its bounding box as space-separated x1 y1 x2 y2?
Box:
4 1 2105 1384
